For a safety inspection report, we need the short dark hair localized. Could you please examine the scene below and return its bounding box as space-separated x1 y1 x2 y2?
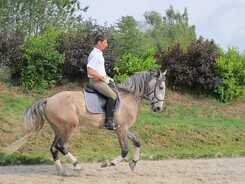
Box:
95 34 107 44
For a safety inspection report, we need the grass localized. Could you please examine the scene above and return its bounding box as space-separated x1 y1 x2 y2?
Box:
0 84 244 165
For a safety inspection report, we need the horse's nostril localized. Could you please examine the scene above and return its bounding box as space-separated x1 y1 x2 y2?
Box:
153 107 161 112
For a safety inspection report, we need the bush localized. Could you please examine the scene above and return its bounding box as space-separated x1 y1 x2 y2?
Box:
0 67 11 82
113 48 160 82
57 31 93 80
57 22 116 80
0 30 25 81
159 37 223 95
185 38 222 92
215 47 245 102
20 31 65 90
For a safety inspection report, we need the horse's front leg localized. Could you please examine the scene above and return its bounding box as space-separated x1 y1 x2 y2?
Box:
127 127 141 171
101 128 128 167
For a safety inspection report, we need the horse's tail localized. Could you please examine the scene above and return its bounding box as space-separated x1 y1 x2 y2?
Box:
1 99 47 155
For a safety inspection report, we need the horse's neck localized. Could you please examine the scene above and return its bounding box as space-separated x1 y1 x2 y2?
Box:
117 87 144 103
119 94 140 121
118 81 148 99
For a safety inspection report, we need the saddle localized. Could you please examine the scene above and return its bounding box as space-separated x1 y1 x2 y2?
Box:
83 86 120 114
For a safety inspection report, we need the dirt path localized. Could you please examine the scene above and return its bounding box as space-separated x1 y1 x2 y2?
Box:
0 158 244 184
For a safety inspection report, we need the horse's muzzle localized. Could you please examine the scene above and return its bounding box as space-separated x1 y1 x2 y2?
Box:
153 106 161 112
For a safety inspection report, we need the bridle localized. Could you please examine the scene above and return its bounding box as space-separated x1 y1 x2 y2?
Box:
147 77 165 105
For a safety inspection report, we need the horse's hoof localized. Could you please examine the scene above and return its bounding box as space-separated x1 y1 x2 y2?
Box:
62 172 71 177
109 161 116 166
73 162 82 171
101 160 116 167
58 171 70 177
101 160 110 168
129 161 137 171
74 165 82 171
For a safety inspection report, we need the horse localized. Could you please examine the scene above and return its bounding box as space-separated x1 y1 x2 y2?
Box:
2 69 167 176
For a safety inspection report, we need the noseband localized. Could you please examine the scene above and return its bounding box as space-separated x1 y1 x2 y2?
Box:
147 78 165 105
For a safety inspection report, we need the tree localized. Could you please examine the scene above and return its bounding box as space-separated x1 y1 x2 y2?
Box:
143 11 165 50
0 0 88 81
109 16 148 58
144 5 196 51
0 0 88 35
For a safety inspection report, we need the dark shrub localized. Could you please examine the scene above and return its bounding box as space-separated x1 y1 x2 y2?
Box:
158 37 223 95
0 30 25 81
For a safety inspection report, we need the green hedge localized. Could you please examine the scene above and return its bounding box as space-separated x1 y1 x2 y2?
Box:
113 48 160 82
215 47 245 102
20 31 65 90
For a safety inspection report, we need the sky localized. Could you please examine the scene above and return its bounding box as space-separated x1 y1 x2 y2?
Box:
79 0 245 52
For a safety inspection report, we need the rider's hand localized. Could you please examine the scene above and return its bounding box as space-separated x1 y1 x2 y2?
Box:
102 77 110 84
108 77 114 82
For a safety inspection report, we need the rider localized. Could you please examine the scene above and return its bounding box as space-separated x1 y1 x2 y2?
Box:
87 34 120 130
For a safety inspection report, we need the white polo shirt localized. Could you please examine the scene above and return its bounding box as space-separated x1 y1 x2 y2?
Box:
87 47 107 78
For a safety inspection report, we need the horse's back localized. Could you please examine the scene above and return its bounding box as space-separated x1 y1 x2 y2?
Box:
44 90 105 128
44 91 83 125
46 90 84 109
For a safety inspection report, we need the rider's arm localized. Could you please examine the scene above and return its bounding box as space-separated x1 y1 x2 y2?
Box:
87 67 106 80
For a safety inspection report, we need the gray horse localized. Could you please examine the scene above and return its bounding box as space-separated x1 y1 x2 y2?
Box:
2 69 167 176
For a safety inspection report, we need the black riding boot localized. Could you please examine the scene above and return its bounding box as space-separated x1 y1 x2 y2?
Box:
105 97 120 130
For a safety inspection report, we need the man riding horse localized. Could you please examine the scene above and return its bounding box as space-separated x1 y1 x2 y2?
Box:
87 34 120 130
1 35 168 176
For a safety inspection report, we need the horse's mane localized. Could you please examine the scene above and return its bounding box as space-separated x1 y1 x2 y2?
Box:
117 70 155 98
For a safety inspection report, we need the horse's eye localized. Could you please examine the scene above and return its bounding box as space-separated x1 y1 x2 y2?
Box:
159 85 164 89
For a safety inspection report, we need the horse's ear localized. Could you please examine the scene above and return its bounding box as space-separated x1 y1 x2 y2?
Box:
157 69 161 77
163 70 167 76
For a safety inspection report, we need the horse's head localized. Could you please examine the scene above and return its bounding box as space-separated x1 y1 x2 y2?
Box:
147 70 167 112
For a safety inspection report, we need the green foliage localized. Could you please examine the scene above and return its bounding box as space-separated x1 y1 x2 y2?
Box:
109 16 148 58
113 48 160 82
215 47 245 102
0 0 87 35
1 2 244 103
144 5 196 52
20 31 65 90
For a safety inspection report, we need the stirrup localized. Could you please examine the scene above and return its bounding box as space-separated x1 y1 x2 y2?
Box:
105 119 120 130
105 124 120 130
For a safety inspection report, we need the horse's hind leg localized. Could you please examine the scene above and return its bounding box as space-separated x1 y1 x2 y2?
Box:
50 134 65 176
49 124 66 176
50 124 81 176
56 127 81 171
